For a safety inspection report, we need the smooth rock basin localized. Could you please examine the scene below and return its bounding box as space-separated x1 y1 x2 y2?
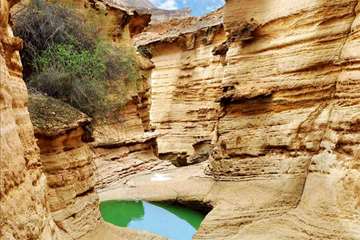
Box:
100 200 205 240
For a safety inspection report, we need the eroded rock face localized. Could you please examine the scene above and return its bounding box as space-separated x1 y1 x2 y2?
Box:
102 0 191 23
91 85 173 191
136 10 226 166
117 1 360 239
92 87 152 145
0 1 56 239
207 0 360 239
61 0 169 192
29 94 101 240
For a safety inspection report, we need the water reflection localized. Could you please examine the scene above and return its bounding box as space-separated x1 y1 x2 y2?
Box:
152 202 202 229
100 200 205 240
100 200 145 226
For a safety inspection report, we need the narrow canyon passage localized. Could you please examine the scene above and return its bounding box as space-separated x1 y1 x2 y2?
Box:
1 0 360 240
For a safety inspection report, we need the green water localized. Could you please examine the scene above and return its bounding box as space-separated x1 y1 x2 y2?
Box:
100 200 205 240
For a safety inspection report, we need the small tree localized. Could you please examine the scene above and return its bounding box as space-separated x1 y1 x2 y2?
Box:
13 0 96 78
14 0 141 117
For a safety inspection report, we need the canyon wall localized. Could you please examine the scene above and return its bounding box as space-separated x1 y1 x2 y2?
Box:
0 1 56 239
1 1 166 239
92 56 170 191
91 70 169 192
3 0 359 239
67 1 170 191
103 0 191 23
1 1 101 239
206 0 360 239
1 1 152 238
136 11 226 166
134 1 360 239
29 94 101 240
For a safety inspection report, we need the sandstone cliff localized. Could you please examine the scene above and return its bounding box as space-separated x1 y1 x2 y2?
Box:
103 0 191 23
46 0 173 192
4 0 360 239
123 1 360 239
90 66 171 191
0 1 57 239
1 1 166 239
206 0 360 239
28 94 101 240
135 10 226 166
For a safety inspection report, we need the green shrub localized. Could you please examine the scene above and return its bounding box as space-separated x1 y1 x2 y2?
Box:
33 44 107 80
29 43 108 115
14 0 141 117
13 0 96 77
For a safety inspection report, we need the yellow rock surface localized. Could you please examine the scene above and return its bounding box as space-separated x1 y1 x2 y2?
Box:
136 11 225 165
0 1 56 239
209 0 360 239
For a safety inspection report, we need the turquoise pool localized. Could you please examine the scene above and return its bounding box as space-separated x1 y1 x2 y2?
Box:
100 200 206 240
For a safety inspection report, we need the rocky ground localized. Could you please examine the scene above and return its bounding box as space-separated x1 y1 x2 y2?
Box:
99 162 303 239
80 222 166 240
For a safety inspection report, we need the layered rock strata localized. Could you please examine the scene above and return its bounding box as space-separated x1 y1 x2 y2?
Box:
76 0 171 191
135 10 226 166
1 1 170 239
93 127 174 191
110 1 360 239
90 59 167 191
41 0 161 193
208 0 360 239
0 86 55 239
5 0 360 239
92 74 153 144
103 0 191 23
0 1 57 239
28 94 101 240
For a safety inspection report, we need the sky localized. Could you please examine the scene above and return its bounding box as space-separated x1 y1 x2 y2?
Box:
149 0 224 16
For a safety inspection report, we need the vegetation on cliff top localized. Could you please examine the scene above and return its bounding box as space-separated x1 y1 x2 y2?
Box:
28 92 90 136
14 0 141 117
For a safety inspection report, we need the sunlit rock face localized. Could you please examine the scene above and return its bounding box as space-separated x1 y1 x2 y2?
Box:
136 10 226 166
29 94 101 240
92 79 153 145
0 1 57 239
102 0 191 23
205 0 360 239
91 70 168 192
53 0 167 192
91 74 172 191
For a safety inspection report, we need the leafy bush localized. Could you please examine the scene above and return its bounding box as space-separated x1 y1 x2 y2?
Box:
13 0 141 117
13 0 96 77
29 43 108 115
33 44 106 79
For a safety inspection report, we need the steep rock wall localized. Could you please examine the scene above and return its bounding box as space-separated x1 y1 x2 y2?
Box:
92 73 171 191
29 94 101 240
136 11 225 166
13 0 163 193
65 1 167 191
2 1 152 238
91 73 166 191
0 1 56 239
92 76 152 144
207 0 360 239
